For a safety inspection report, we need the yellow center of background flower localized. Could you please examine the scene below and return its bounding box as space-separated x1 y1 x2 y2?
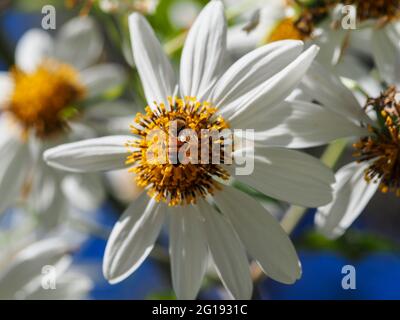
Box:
353 86 400 196
7 60 85 139
126 97 231 206
272 0 400 43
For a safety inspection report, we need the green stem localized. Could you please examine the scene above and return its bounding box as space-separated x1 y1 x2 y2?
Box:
164 31 187 56
91 6 127 63
280 205 308 234
281 139 349 234
68 217 111 240
320 138 349 168
0 18 14 66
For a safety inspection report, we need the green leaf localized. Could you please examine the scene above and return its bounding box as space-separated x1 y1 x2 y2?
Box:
102 84 125 100
59 106 79 120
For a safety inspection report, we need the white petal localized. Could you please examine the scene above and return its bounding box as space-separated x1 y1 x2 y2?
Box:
315 161 379 239
28 158 57 211
214 185 301 284
372 24 400 86
248 99 367 148
27 160 68 229
234 147 335 207
15 29 54 73
43 136 131 172
54 16 103 69
103 193 164 283
129 13 176 108
0 72 13 105
335 54 382 100
0 136 30 214
300 62 372 125
62 173 105 212
213 40 304 117
80 64 126 98
169 205 208 300
38 183 68 230
226 24 261 58
196 199 252 300
227 45 320 127
180 0 227 99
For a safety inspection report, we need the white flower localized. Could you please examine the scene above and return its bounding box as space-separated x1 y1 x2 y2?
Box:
297 62 400 239
227 0 287 57
0 237 93 300
99 0 159 14
168 1 201 29
228 0 400 80
285 1 400 71
0 16 127 227
43 1 335 299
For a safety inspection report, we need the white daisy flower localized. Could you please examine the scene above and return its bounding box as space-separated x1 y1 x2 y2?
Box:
99 0 159 14
297 62 400 239
0 16 127 227
0 237 93 300
229 0 400 76
43 1 335 299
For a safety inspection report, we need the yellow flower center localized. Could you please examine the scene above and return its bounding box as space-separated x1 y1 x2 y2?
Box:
353 86 400 196
6 60 85 139
126 97 231 206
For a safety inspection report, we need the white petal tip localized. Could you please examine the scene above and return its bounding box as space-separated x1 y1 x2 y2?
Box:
43 149 54 162
268 261 302 285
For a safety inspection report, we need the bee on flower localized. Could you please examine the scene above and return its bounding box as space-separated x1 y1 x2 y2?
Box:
228 0 400 75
